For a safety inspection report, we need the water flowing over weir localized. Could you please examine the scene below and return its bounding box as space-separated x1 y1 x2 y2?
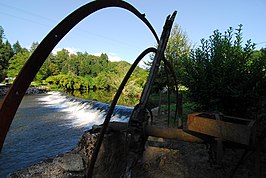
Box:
0 92 133 177
39 92 132 127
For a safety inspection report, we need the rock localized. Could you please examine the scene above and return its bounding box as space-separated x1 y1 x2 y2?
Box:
25 86 48 95
0 86 9 96
159 156 166 170
55 154 84 172
8 128 129 177
0 86 48 96
7 159 64 178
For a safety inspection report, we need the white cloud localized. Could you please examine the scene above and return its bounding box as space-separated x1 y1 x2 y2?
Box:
92 52 102 56
52 47 78 55
108 53 124 62
93 52 124 62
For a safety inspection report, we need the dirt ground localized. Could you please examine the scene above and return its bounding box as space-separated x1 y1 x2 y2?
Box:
131 108 266 178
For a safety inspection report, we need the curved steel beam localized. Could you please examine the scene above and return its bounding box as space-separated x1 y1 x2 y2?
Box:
0 0 159 152
87 47 157 177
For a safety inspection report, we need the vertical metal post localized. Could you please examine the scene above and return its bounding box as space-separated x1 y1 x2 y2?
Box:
125 11 177 176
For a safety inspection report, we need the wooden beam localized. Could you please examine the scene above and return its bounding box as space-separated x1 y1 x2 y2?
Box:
108 122 204 143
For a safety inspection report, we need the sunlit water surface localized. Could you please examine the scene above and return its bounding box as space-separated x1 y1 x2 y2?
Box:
0 92 132 177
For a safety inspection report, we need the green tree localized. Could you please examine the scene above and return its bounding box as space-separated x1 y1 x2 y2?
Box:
165 24 191 74
183 25 264 118
0 26 4 39
8 50 29 78
29 42 39 53
79 52 92 77
152 24 191 92
88 54 109 77
13 41 23 54
0 41 14 70
0 26 14 81
100 53 108 61
44 50 148 97
35 55 54 83
54 48 69 74
62 53 79 75
94 71 117 90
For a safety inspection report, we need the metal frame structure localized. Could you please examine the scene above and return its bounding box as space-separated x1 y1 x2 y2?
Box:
0 0 162 152
0 1 180 176
1 1 260 177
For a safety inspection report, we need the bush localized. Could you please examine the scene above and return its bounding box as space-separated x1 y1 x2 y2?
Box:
183 25 266 118
46 74 93 90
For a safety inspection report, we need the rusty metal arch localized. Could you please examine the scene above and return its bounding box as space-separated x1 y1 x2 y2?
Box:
0 0 160 152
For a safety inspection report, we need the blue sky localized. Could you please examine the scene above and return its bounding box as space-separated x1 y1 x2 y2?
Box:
0 0 265 63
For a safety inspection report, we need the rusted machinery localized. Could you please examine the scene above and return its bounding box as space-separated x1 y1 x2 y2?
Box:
0 1 264 178
187 112 255 146
187 112 257 165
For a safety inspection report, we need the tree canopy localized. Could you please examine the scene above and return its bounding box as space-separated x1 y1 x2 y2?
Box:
0 26 14 81
179 25 265 118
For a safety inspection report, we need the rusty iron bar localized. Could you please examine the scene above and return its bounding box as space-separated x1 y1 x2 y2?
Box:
124 11 177 177
178 93 183 127
138 12 176 109
165 62 171 127
0 0 159 152
158 57 180 127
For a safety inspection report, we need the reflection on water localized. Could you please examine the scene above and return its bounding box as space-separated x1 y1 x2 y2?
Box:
66 89 139 107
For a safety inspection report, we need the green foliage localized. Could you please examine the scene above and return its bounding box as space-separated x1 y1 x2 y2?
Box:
182 25 265 117
0 25 148 103
41 51 148 100
124 66 148 98
153 24 191 92
13 41 23 54
0 26 4 39
54 48 69 74
46 74 90 90
0 26 15 81
8 50 29 78
2 22 265 117
29 42 39 53
165 24 191 75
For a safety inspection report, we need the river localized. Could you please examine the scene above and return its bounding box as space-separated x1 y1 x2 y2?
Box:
0 92 133 177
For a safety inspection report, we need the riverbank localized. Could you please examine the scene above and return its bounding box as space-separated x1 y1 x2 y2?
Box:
0 91 133 177
8 108 266 177
0 85 48 96
9 126 266 177
8 128 125 178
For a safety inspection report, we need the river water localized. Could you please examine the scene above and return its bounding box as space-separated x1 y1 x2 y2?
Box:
0 92 133 177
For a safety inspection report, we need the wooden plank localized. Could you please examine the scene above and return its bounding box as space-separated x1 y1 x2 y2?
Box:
187 113 254 145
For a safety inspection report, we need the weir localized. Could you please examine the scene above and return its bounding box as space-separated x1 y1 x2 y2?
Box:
0 0 265 177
